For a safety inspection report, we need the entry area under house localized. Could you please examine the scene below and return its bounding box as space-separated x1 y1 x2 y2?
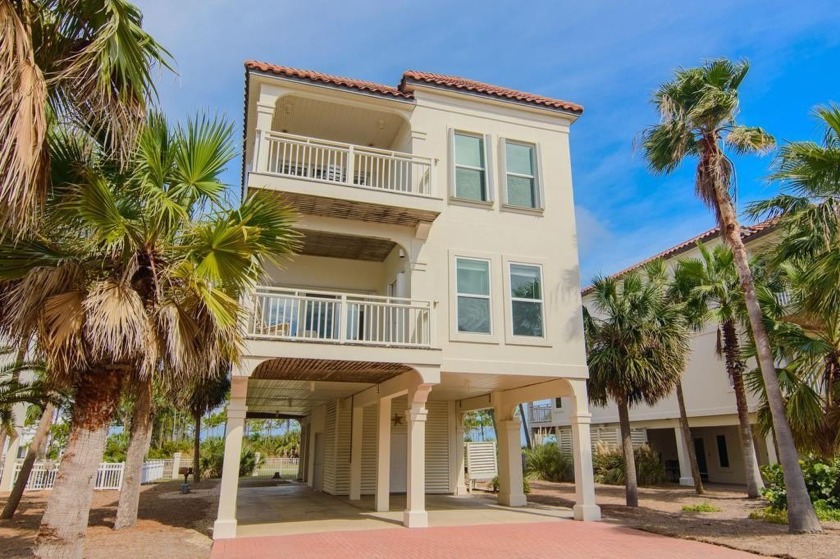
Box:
212 358 602 539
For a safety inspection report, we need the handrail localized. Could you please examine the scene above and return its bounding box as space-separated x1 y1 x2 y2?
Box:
263 130 433 163
255 285 431 307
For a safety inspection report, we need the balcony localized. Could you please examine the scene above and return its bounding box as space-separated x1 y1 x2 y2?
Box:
249 131 442 227
530 406 553 423
247 286 434 349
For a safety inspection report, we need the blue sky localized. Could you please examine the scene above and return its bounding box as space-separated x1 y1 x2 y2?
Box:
136 0 840 284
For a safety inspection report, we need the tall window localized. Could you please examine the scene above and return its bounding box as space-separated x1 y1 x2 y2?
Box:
456 258 491 333
454 133 487 201
505 141 538 208
716 435 730 468
509 263 544 337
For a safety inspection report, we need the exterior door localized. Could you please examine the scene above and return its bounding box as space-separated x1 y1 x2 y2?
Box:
312 433 324 491
694 437 709 481
390 433 407 492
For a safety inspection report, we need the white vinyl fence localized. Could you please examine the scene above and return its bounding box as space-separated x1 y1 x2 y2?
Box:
12 459 166 492
140 460 166 484
254 457 300 477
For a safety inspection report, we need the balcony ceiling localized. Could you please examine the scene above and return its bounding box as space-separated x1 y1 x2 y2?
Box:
299 230 396 262
272 95 406 149
282 191 439 228
253 358 413 383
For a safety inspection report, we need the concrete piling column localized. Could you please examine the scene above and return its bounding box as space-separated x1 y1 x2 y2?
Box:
213 377 248 539
375 397 392 513
674 426 695 486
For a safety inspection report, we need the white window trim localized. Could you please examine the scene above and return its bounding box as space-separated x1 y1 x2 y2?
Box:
503 258 551 346
500 138 544 212
448 251 501 344
449 129 494 206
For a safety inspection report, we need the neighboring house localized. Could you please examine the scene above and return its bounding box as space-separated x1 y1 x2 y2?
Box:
0 341 35 490
528 221 780 487
213 61 600 539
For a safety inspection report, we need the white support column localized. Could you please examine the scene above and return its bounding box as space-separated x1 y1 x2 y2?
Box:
375 397 392 512
213 377 248 539
0 434 20 491
496 416 527 507
349 404 363 500
453 409 468 496
568 379 601 521
171 452 182 480
403 386 431 528
674 426 695 486
765 431 778 464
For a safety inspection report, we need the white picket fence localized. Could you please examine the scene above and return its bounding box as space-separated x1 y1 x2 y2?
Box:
254 457 300 477
12 459 166 491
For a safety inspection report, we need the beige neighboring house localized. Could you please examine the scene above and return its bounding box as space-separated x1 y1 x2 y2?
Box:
213 61 601 539
528 221 780 487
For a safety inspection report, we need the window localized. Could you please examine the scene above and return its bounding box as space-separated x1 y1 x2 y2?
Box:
456 258 491 334
454 133 487 201
504 141 538 208
716 435 730 468
554 398 563 409
509 263 544 337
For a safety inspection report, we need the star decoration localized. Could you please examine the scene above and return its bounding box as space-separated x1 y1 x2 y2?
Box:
392 413 403 426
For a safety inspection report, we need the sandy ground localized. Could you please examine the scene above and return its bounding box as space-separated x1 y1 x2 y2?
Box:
2 478 838 559
528 480 840 559
0 480 218 559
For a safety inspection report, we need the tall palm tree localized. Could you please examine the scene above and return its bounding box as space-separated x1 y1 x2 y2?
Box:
0 0 171 234
0 113 299 558
674 243 764 498
585 261 689 507
640 58 820 533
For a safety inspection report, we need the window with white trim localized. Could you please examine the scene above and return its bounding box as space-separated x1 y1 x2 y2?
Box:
504 141 539 208
456 258 491 334
453 133 488 201
509 263 544 337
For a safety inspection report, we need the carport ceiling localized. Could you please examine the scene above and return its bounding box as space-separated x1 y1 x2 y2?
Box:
299 229 396 262
247 379 372 417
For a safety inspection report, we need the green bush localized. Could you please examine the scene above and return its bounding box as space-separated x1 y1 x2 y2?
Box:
682 502 721 513
524 443 574 482
103 432 128 462
198 437 263 479
490 475 531 494
760 456 840 511
592 443 665 486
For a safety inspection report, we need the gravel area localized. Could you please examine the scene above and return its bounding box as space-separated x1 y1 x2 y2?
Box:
528 480 840 559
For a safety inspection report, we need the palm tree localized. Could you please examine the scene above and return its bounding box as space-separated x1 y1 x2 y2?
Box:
181 369 230 484
674 243 765 498
0 113 299 558
0 0 171 234
640 58 820 533
585 261 689 507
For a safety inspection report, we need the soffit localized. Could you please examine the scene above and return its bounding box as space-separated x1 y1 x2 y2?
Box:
299 229 396 262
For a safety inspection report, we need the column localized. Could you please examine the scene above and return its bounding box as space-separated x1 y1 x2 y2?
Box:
403 402 428 527
171 452 182 480
349 405 363 500
375 397 391 512
496 417 527 507
569 380 601 521
453 411 468 495
213 377 248 539
0 434 20 491
674 426 695 486
765 431 778 464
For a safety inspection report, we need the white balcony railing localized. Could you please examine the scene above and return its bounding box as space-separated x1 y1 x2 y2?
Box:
530 406 552 423
248 286 434 348
253 131 435 197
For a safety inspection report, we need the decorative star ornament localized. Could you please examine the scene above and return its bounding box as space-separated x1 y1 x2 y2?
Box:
391 413 403 426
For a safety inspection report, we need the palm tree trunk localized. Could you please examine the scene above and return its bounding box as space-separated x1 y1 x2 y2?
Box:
712 182 821 533
617 398 638 507
193 411 201 484
114 378 154 530
519 403 532 449
33 370 123 559
675 381 704 495
721 320 764 498
1 402 55 519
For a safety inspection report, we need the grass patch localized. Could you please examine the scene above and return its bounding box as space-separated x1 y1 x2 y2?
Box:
682 502 722 513
749 503 840 524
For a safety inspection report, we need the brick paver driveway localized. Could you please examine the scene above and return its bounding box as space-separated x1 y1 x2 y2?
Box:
211 520 762 558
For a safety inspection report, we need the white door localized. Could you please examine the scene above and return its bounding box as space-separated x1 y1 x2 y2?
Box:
390 433 407 492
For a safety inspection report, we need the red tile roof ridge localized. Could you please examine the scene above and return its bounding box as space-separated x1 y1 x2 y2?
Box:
401 70 584 114
580 217 779 296
245 61 411 99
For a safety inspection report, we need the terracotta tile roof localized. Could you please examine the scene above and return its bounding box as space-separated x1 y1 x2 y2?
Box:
245 61 583 114
245 61 411 100
401 71 584 114
580 218 779 296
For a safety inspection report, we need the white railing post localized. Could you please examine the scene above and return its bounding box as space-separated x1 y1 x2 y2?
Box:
346 145 355 186
255 129 269 173
429 158 437 197
339 295 348 344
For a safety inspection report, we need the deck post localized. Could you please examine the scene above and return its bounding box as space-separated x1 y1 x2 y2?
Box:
403 387 430 527
496 415 527 507
213 377 248 539
375 397 392 512
568 379 601 521
674 425 695 486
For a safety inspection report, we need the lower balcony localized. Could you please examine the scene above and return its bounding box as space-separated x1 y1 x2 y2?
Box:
530 406 553 423
247 286 434 349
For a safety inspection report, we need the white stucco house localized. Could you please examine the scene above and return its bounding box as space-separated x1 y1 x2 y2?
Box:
212 61 601 539
528 221 780 487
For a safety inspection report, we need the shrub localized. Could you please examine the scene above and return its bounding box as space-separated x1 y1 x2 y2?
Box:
750 503 840 524
103 432 129 463
198 437 263 479
760 456 840 511
682 502 721 513
490 475 531 494
592 443 665 486
524 443 574 482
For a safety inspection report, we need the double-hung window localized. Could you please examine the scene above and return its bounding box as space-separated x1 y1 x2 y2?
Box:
504 141 539 208
456 258 491 334
509 263 544 337
453 133 488 201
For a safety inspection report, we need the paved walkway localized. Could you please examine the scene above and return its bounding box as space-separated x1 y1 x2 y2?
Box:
212 520 763 559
